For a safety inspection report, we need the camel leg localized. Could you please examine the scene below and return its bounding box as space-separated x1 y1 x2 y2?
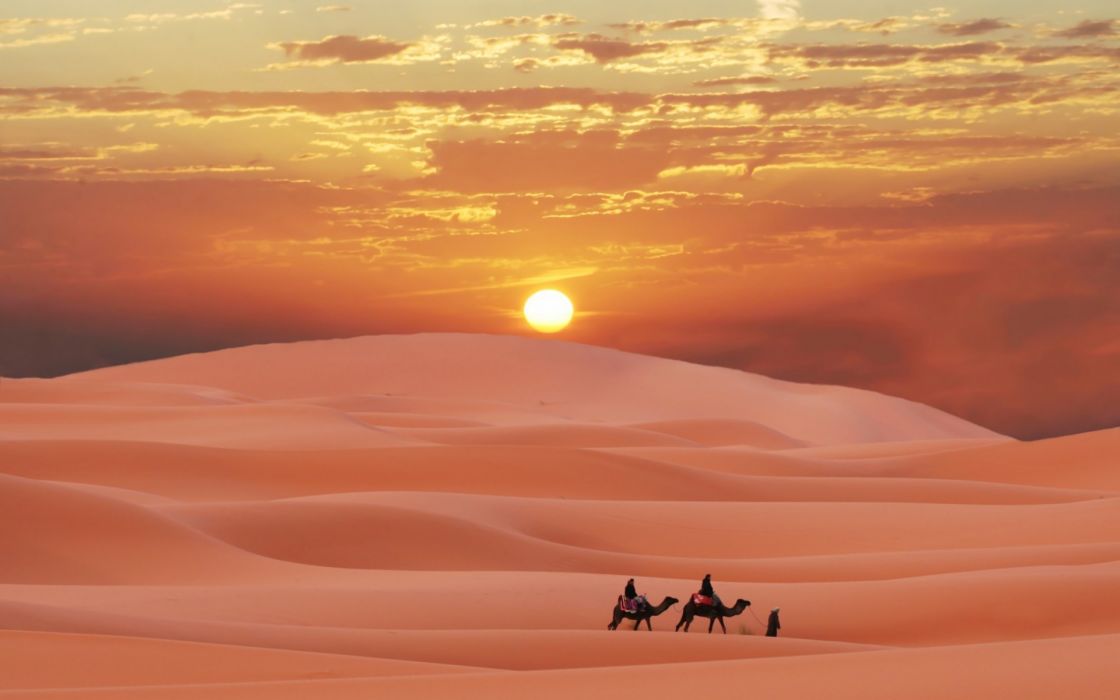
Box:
633 618 641 631
644 617 653 631
708 617 716 633
718 617 727 634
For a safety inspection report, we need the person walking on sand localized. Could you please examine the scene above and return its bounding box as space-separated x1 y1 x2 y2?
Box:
767 607 781 637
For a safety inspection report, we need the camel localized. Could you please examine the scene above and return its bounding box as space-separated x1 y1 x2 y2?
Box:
607 596 680 631
675 598 752 633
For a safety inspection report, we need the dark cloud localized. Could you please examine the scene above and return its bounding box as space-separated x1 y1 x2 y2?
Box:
552 33 670 62
276 35 412 63
1012 44 1120 64
767 41 1003 68
1052 19 1117 39
937 19 1013 36
0 145 95 160
0 305 324 378
422 130 671 192
682 319 918 388
613 228 1120 440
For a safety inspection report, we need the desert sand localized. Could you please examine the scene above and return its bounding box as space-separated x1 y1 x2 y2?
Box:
1 333 1117 698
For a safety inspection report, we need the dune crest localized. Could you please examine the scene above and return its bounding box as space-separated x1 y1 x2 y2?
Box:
61 333 1002 446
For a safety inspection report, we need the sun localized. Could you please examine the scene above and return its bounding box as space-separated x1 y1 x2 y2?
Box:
523 289 574 333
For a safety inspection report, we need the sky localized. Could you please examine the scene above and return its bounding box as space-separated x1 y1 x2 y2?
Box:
1 1 1118 439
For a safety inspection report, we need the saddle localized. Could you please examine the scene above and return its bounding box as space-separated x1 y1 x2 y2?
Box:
620 595 647 613
691 593 714 607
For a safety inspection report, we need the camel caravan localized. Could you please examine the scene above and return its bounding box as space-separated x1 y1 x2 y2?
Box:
609 574 781 636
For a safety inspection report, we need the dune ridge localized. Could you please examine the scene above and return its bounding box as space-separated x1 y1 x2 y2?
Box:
1 334 1114 698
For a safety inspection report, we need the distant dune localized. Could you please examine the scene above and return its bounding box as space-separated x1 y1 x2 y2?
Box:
2 334 1117 698
63 333 1002 445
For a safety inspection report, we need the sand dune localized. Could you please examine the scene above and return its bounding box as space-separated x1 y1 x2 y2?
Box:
1 334 1115 697
63 333 1001 444
861 428 1120 489
390 423 699 447
626 418 808 448
0 403 417 450
23 635 1109 700
0 630 473 689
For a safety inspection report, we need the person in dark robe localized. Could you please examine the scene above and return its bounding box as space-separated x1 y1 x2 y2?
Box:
699 574 713 597
766 607 781 637
623 578 643 612
698 573 721 606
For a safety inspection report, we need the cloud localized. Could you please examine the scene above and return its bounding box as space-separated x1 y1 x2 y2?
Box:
421 131 672 192
0 17 83 36
1053 19 1117 39
0 32 79 49
552 33 670 63
124 4 260 25
663 228 1120 439
937 18 1012 36
1012 44 1120 64
766 41 1003 68
609 18 737 33
273 35 414 64
757 0 801 22
469 14 580 29
316 4 351 12
693 75 777 87
0 16 86 49
3 70 1111 131
0 86 652 120
546 32 737 71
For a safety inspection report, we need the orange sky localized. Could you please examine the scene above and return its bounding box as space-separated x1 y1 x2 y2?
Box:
1 1 1118 438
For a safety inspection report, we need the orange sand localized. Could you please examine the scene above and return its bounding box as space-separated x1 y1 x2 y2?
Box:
0 333 1116 698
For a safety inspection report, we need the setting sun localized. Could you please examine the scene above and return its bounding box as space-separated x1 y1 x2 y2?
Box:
524 290 574 333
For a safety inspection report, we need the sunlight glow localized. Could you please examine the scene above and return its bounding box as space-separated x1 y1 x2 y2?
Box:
523 289 574 333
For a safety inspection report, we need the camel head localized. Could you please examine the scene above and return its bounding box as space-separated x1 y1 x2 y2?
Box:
665 596 680 607
733 599 751 611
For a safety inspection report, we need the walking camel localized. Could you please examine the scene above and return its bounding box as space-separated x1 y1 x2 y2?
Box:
607 596 680 631
675 598 752 633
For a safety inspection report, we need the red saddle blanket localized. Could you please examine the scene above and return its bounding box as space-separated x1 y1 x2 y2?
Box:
620 596 646 613
692 593 714 607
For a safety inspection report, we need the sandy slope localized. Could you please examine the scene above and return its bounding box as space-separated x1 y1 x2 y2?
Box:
61 333 1000 444
0 334 1115 697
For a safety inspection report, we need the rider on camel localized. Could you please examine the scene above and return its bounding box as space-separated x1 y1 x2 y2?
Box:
699 573 722 607
623 578 645 612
